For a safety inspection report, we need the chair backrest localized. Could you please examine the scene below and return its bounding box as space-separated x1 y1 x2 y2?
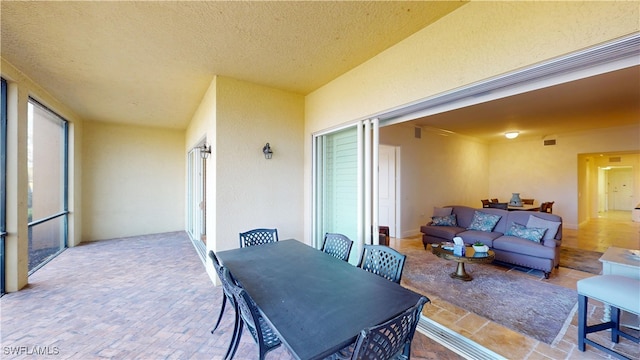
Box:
239 228 279 248
322 233 353 262
208 251 235 304
522 198 534 205
358 245 406 284
541 201 554 213
222 268 281 351
481 199 490 208
350 296 428 360
488 202 508 210
491 198 499 203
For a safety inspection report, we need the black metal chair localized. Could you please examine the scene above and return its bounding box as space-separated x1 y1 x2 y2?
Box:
322 233 353 262
208 251 239 360
357 244 406 284
239 228 278 248
222 268 281 360
329 296 429 360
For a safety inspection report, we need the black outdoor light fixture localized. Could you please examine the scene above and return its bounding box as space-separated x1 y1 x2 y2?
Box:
263 142 273 159
200 143 211 159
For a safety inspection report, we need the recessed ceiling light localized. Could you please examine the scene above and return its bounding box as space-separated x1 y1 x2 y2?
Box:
505 131 519 139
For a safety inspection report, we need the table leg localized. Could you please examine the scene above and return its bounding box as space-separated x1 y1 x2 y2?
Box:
450 262 473 281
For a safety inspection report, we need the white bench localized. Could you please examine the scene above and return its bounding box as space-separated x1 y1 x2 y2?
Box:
577 275 640 359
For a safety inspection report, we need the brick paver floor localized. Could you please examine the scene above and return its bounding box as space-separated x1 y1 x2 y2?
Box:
1 232 461 359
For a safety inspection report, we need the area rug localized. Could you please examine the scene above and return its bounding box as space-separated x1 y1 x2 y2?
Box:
559 246 603 274
402 247 577 344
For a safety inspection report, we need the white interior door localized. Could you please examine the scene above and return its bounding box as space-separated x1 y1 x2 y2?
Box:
378 145 396 237
609 168 633 210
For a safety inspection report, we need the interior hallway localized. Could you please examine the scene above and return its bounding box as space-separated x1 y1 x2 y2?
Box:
390 210 640 360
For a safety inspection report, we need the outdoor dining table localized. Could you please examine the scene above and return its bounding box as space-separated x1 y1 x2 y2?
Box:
216 239 425 360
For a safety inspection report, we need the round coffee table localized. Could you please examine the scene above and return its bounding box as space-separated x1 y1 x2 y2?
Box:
431 243 495 281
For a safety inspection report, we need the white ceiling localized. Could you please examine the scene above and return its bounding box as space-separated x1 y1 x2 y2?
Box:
1 1 638 141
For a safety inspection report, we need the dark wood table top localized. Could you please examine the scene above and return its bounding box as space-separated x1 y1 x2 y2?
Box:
217 239 425 360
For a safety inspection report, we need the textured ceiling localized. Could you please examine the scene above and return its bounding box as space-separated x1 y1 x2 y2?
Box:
1 1 464 129
408 65 640 142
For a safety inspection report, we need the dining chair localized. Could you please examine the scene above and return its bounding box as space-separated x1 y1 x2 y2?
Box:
488 202 508 210
322 233 353 262
540 201 554 213
357 244 406 284
481 199 491 208
522 198 534 205
491 198 499 203
222 268 282 360
208 251 239 360
328 296 429 360
239 228 279 248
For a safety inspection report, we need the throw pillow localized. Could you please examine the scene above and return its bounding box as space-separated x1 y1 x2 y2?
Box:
433 206 453 217
526 216 561 241
505 222 547 243
431 214 457 226
467 211 501 232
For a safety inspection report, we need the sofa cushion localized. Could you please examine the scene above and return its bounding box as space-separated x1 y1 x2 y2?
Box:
422 225 465 241
493 236 556 259
456 230 503 247
467 211 502 232
526 215 561 241
505 222 547 243
431 214 457 226
450 206 478 229
433 206 453 217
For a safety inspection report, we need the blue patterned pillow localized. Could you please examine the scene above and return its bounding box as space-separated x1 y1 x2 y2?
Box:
467 211 501 232
505 222 547 243
431 214 457 226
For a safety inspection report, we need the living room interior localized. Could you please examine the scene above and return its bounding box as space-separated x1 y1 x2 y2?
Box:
1 1 639 359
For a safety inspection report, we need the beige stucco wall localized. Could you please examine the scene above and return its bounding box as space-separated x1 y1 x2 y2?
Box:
185 76 305 262
1 58 83 292
215 76 305 250
304 1 639 241
81 121 185 241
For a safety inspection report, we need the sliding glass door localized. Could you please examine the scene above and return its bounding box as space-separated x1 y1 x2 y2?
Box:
313 119 379 263
27 98 68 273
1 78 7 293
186 144 207 256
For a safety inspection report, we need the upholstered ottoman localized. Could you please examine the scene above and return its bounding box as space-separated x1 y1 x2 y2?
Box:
577 275 640 359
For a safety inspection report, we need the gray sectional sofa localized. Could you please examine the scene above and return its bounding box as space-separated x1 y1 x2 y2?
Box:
420 205 563 278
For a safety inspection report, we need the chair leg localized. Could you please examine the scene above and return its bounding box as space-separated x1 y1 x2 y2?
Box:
227 317 244 360
578 294 587 351
223 308 240 360
212 295 227 334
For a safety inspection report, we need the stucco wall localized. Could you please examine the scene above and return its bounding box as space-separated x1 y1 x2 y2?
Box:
81 121 185 240
215 76 305 251
304 1 639 242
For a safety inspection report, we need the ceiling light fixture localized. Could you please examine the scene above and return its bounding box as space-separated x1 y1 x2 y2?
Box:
505 131 519 139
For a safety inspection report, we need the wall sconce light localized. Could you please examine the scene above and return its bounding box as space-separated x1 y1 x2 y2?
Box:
505 131 519 139
262 142 273 159
200 143 211 159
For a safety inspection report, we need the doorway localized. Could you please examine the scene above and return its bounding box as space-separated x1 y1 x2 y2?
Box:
378 145 398 237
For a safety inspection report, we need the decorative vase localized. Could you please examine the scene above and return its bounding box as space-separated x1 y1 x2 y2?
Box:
509 193 522 206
